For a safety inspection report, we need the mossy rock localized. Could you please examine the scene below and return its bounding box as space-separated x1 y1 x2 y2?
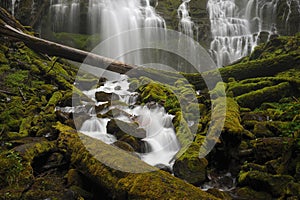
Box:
209 97 244 143
95 91 118 102
241 162 267 173
252 122 275 138
107 119 146 139
227 80 274 97
238 170 294 197
173 154 208 186
55 122 220 199
250 137 294 164
206 188 232 200
112 140 135 152
236 187 272 200
236 82 291 109
173 135 208 186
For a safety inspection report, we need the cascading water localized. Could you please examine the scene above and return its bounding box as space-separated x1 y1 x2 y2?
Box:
80 110 115 144
178 0 195 38
207 0 279 67
79 75 180 168
49 0 80 33
88 0 166 64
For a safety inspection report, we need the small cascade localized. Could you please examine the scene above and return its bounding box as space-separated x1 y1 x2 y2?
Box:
131 106 180 167
178 0 195 38
80 115 115 144
79 75 180 169
49 0 80 33
207 0 279 67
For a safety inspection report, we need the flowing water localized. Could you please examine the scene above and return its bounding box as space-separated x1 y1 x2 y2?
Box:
48 0 290 168
87 0 166 64
46 0 287 67
79 75 180 168
207 0 279 67
49 0 80 33
178 0 195 38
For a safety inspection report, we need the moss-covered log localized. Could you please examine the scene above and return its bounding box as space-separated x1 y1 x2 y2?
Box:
236 82 291 109
55 122 220 199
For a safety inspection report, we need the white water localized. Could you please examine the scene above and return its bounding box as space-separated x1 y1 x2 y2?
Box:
11 0 17 16
80 115 115 144
80 75 180 168
178 0 195 38
49 0 80 33
88 0 165 64
207 0 279 67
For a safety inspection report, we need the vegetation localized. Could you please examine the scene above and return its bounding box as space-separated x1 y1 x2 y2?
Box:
0 4 300 200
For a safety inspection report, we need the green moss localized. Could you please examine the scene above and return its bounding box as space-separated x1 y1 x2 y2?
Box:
227 80 274 97
53 32 101 51
140 81 167 103
236 187 272 200
211 97 244 135
44 91 63 113
4 70 29 90
55 123 219 199
236 82 291 109
238 170 294 197
210 81 226 99
0 51 8 64
0 150 24 187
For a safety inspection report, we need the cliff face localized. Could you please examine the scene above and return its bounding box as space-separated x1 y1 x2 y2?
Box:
276 0 300 35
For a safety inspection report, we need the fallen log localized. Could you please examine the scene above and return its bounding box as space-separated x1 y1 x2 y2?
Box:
0 7 135 74
1 7 300 91
55 122 220 199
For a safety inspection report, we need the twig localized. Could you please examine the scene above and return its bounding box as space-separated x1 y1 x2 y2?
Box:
292 96 299 102
0 89 17 96
18 87 26 101
46 56 59 73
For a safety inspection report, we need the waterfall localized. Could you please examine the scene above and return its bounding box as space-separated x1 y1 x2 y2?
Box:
87 0 166 64
178 0 195 38
208 0 279 67
49 0 80 33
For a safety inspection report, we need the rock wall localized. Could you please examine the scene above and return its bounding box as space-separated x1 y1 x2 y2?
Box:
276 0 300 35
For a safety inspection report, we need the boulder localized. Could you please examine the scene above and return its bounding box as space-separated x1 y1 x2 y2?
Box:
107 119 146 139
238 170 294 197
173 137 208 186
250 137 294 163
